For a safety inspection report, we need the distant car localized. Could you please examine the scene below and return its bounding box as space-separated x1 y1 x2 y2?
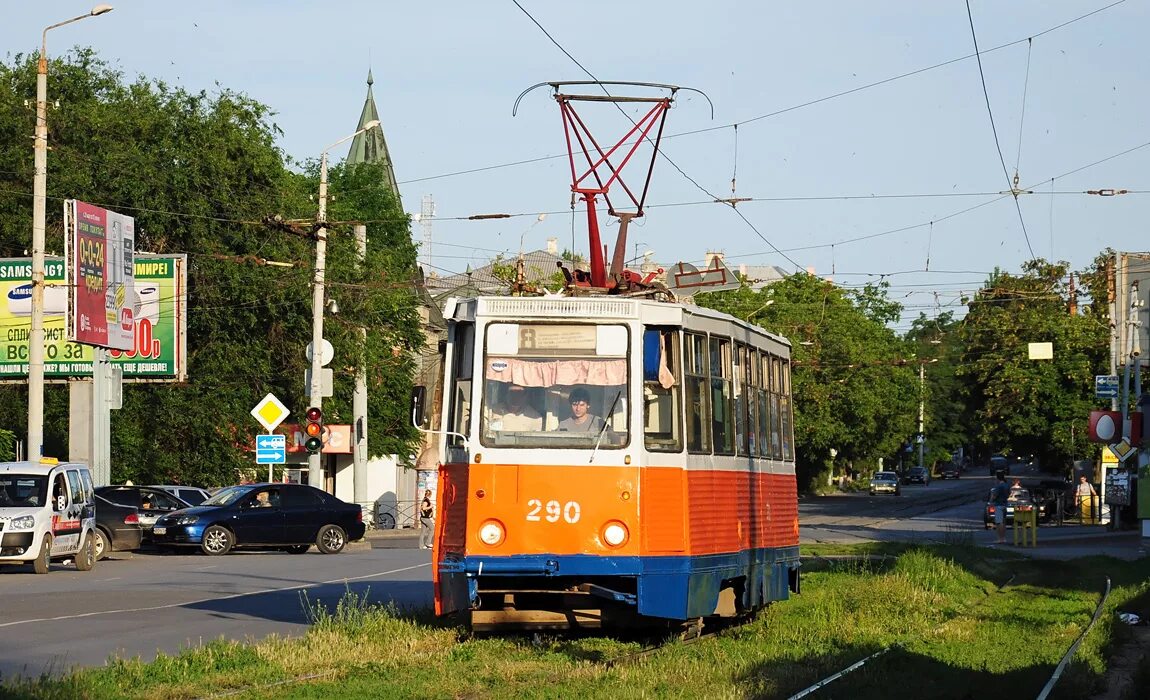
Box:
92 494 143 560
95 485 192 541
148 485 212 506
869 471 901 496
151 483 366 556
939 464 960 479
984 487 1047 528
906 466 931 485
989 455 1009 472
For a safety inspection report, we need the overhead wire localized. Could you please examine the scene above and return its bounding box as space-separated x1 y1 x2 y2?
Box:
965 0 1036 260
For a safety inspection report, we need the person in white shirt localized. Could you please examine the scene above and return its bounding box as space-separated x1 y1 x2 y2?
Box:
492 384 542 431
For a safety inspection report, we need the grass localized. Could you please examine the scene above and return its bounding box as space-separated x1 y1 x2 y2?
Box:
4 548 1149 699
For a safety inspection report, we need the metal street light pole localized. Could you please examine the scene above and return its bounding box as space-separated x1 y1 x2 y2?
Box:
29 4 114 460
308 120 380 491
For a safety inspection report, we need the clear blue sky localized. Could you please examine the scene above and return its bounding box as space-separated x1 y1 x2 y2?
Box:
3 1 1146 331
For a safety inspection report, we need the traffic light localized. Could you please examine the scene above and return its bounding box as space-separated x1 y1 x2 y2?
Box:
304 407 323 453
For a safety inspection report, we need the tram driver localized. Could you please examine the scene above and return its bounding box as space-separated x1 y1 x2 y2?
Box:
490 383 543 431
558 387 606 433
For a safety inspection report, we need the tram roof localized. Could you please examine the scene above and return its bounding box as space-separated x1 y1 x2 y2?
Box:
443 295 791 348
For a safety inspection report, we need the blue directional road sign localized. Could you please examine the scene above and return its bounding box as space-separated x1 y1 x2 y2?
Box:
1095 374 1120 400
256 434 286 465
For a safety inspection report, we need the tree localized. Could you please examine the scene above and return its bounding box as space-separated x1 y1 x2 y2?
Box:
956 259 1107 471
904 311 972 467
0 49 421 484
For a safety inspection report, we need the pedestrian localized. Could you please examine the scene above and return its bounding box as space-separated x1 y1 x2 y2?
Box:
991 472 1010 545
1076 476 1097 522
419 489 435 550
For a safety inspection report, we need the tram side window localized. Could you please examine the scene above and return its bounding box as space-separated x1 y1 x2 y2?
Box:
447 322 475 450
643 328 681 452
757 351 772 459
710 337 735 455
684 332 710 453
734 344 750 457
769 355 784 460
780 358 795 461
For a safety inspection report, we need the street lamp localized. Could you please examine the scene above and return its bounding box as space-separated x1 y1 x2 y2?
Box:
308 119 380 491
28 4 114 459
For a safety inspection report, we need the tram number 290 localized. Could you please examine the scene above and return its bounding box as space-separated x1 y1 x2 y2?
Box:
526 499 581 524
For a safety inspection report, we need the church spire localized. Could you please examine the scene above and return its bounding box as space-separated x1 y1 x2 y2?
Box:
347 69 400 203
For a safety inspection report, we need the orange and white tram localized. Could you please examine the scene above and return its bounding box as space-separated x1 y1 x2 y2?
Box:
427 294 800 630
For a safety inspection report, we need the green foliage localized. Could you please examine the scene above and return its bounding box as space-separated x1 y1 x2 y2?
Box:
700 274 916 489
0 49 421 483
956 259 1108 471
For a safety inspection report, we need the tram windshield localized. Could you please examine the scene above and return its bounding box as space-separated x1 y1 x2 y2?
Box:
480 322 629 448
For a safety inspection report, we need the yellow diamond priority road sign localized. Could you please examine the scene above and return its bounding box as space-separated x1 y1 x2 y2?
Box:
251 393 290 433
1108 437 1136 463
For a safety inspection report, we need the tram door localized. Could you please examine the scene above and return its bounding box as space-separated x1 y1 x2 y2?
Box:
435 321 474 615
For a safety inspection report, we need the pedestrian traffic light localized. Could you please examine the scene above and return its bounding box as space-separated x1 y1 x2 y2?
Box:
304 407 323 453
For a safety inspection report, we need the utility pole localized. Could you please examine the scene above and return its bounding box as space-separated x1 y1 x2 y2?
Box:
352 224 368 506
917 361 925 471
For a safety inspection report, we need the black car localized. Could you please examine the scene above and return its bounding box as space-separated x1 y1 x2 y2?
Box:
905 466 931 485
984 487 1048 528
93 494 143 560
150 483 366 556
939 464 960 479
95 485 192 541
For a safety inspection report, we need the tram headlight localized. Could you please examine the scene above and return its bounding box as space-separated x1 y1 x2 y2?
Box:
602 521 629 547
478 520 505 546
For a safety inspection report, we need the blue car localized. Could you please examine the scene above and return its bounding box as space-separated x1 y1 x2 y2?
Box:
151 483 366 556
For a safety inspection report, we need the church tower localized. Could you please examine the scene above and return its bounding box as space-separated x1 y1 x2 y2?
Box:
346 69 401 204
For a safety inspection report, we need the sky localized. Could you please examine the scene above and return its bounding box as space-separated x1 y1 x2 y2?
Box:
3 1 1147 332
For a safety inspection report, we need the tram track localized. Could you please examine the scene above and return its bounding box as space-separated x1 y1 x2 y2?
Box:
784 573 1112 700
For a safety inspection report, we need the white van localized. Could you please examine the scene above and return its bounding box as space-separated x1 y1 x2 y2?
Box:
0 459 97 573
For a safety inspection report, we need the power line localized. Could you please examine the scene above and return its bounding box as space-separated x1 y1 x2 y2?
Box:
965 0 1036 260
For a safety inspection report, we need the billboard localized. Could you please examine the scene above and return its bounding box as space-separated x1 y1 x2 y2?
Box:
0 255 187 382
65 200 136 350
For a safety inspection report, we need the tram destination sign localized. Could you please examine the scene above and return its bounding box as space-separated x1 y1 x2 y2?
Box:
0 254 187 382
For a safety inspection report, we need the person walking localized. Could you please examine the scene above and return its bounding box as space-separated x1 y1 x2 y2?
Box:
1076 476 1098 522
419 489 435 550
991 472 1010 545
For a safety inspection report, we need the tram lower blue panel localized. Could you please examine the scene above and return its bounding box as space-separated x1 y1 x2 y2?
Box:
456 545 801 621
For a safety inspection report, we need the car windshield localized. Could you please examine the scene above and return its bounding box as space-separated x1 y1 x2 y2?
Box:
0 475 47 507
1008 489 1032 501
199 485 253 507
874 472 896 480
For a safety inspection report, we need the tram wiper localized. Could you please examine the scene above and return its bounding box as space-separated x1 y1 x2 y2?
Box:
590 390 622 462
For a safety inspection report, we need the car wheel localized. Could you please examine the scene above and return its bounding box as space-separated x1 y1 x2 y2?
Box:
75 532 96 571
285 545 310 554
869 490 875 496
32 534 52 574
93 528 110 561
200 525 234 556
377 512 396 530
316 524 347 554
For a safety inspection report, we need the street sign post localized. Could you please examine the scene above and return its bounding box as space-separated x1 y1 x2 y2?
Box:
1095 374 1120 400
256 433 286 482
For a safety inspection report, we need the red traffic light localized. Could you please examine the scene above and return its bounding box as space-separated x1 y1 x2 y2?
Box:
305 406 322 422
304 407 324 453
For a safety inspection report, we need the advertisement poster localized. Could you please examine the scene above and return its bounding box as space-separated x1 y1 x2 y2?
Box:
0 255 186 381
68 200 135 351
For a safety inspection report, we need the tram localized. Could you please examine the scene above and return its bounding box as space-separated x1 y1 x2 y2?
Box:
421 294 800 630
417 81 800 630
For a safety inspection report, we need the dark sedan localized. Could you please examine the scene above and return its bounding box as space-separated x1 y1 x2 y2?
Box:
93 494 143 560
151 483 366 556
95 485 192 541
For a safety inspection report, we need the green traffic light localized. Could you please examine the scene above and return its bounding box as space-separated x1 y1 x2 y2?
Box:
305 436 323 453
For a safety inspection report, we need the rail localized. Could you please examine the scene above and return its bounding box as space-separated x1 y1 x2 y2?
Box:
357 499 422 530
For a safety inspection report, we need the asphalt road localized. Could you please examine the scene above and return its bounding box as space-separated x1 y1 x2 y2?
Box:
0 473 1004 680
0 538 432 679
800 470 993 545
